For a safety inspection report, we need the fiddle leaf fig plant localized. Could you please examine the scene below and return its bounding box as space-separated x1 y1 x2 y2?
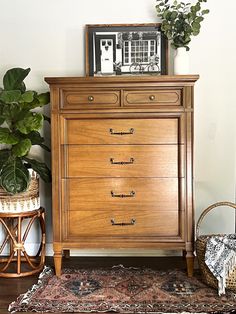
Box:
156 0 209 50
0 67 51 194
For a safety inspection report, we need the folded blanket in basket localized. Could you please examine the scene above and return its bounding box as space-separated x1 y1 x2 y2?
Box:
205 233 236 295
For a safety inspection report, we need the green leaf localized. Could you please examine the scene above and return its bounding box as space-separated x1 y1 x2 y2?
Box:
0 128 19 144
0 157 30 194
2 103 22 125
193 29 200 36
26 131 44 145
20 91 34 103
192 21 201 30
195 2 201 11
191 5 197 13
0 149 11 170
37 92 50 106
12 139 32 157
15 112 44 134
25 131 50 151
0 90 21 104
171 11 178 20
23 97 40 110
23 157 51 183
196 16 204 23
43 114 51 123
3 68 30 92
202 9 210 14
0 116 5 125
0 106 5 125
39 143 51 152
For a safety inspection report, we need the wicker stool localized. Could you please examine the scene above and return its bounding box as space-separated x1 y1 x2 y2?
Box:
0 207 45 277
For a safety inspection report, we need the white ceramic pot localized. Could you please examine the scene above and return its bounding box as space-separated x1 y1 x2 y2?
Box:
174 47 190 75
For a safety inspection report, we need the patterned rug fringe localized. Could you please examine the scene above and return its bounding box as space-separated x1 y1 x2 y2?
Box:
8 266 53 313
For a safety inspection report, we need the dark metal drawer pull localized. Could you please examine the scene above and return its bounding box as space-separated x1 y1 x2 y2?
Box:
110 158 134 165
111 218 136 226
109 128 134 135
149 95 155 101
111 191 135 198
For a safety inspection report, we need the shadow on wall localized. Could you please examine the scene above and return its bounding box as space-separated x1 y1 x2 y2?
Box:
195 181 235 236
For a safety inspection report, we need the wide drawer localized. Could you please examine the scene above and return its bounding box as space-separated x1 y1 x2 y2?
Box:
64 178 179 211
61 89 120 109
67 210 179 237
64 145 178 177
124 90 181 106
62 118 178 145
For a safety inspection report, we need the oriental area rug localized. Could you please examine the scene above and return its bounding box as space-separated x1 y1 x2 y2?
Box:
9 266 236 313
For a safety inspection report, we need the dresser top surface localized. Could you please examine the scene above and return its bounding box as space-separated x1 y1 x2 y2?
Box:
45 75 199 86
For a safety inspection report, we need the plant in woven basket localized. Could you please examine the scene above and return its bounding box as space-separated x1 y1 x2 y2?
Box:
0 67 51 194
155 0 210 50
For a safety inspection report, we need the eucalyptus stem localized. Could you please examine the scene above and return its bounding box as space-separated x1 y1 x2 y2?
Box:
156 0 209 50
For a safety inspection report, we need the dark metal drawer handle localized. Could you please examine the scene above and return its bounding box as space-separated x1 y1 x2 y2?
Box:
149 95 155 101
110 158 134 165
88 96 94 101
111 191 135 198
109 128 134 135
111 218 136 226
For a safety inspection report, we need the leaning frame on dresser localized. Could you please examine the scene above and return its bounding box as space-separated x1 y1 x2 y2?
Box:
45 75 199 277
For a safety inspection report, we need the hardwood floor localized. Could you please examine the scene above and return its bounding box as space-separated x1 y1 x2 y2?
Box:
0 256 187 314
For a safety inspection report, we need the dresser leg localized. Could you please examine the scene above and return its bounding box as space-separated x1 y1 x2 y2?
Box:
186 251 194 277
54 251 62 277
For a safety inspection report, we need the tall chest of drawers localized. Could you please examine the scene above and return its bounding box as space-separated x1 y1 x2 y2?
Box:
45 75 199 277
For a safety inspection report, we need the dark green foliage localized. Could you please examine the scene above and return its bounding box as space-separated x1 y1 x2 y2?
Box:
0 67 51 194
156 0 209 50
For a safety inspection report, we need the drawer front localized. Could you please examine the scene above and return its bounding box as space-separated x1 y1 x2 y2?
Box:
61 89 120 109
65 145 178 178
64 178 179 211
67 210 179 237
124 90 181 106
62 118 178 145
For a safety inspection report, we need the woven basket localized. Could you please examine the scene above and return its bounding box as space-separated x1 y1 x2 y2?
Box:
196 201 236 292
0 171 40 213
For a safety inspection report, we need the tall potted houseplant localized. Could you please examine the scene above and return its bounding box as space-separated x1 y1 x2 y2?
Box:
156 0 209 74
0 67 51 211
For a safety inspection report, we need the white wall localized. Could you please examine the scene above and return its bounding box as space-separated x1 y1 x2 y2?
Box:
0 0 235 256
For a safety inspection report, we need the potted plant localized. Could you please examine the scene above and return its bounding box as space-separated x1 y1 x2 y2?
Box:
0 67 51 203
156 0 209 74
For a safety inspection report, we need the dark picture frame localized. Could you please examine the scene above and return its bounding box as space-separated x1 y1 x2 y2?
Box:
85 23 169 77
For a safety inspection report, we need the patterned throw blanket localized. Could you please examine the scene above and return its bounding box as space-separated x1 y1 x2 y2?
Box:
205 234 236 295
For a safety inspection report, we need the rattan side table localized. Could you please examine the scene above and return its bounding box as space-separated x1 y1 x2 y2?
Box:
0 207 45 277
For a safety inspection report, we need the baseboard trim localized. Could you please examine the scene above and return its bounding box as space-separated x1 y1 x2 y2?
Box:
0 243 182 257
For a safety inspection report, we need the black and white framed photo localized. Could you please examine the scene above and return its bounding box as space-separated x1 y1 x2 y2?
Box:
85 23 168 76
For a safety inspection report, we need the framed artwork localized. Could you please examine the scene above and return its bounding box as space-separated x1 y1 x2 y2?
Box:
85 23 168 77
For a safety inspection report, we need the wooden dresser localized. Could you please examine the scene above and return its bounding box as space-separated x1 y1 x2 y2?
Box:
45 75 199 277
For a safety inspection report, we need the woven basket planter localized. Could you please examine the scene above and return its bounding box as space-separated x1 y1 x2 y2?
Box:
0 171 40 213
196 201 236 292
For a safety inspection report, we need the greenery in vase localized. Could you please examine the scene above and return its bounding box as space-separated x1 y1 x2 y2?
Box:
0 67 51 194
156 0 210 50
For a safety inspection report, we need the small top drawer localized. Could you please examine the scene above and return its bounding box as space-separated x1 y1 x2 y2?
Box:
61 89 120 109
124 90 181 106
